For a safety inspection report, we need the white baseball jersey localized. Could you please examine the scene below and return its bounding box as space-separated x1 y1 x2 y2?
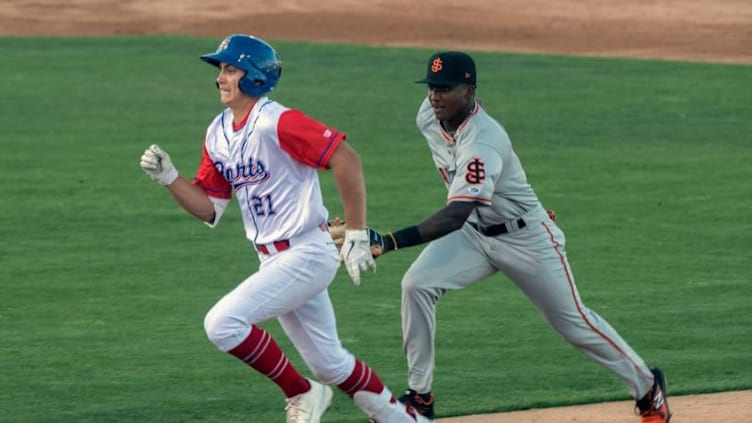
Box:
193 97 344 245
416 97 540 226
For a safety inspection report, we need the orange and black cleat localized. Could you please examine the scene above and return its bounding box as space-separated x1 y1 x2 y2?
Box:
636 367 672 423
398 389 435 418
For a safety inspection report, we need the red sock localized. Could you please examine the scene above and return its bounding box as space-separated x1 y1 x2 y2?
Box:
337 359 385 397
228 325 310 398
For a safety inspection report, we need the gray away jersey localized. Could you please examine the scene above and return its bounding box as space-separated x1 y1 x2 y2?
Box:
415 97 540 225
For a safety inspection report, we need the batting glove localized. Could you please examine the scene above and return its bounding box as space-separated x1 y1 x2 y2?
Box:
140 144 178 186
339 229 377 286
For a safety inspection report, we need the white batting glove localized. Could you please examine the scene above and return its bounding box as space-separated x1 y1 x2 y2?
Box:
339 229 377 286
140 144 178 186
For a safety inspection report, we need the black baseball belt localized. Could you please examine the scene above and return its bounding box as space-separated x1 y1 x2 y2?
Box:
468 219 526 236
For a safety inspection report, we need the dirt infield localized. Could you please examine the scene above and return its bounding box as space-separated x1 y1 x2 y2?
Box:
1 0 751 64
3 0 750 421
438 391 752 422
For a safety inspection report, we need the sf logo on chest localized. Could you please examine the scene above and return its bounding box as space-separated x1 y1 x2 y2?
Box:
465 158 485 184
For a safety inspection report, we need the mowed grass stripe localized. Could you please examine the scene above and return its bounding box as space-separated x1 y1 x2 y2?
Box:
0 36 750 422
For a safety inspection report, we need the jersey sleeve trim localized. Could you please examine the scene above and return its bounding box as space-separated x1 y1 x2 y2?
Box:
448 194 492 204
316 131 344 168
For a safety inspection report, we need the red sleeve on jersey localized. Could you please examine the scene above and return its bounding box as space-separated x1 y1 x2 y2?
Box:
193 143 232 199
277 109 345 169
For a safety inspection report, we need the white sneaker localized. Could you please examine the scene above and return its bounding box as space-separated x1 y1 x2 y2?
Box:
285 379 333 423
354 388 433 422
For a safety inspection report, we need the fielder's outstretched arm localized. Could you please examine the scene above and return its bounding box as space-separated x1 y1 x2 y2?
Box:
375 201 477 255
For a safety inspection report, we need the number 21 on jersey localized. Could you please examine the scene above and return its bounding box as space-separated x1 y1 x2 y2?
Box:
252 193 276 216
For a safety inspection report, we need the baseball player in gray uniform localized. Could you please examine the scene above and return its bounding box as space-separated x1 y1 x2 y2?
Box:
365 51 672 423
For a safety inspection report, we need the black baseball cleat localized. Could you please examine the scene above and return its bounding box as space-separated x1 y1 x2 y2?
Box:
635 367 672 423
398 389 435 418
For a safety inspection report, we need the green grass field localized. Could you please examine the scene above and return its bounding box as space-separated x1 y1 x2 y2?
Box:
1 36 751 422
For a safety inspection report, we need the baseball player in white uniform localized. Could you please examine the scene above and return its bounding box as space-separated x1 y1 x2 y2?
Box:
139 34 431 423
363 51 672 423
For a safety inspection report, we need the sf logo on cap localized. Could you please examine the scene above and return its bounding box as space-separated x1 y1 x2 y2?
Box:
431 57 443 73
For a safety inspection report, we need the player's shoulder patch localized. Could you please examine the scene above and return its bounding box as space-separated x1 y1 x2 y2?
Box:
464 157 486 184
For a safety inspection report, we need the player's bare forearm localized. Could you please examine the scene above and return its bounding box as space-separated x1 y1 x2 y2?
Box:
329 142 366 230
165 176 216 223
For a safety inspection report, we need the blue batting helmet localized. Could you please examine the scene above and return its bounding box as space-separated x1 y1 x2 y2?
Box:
200 34 282 96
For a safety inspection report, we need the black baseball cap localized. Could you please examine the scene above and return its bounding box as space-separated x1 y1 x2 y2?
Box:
416 51 476 87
